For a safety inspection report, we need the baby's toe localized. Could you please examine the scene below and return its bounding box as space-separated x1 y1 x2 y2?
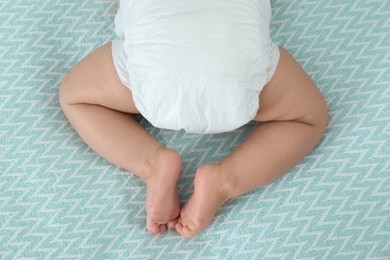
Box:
176 224 197 238
147 223 160 234
176 218 200 238
168 218 178 230
147 218 167 234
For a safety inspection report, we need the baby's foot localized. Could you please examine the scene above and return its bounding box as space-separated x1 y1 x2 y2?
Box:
144 147 182 234
176 164 232 238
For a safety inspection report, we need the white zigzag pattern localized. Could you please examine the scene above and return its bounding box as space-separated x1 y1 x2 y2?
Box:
1 0 389 259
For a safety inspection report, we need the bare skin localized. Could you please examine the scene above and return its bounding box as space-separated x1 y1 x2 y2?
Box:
176 47 328 237
59 44 182 234
59 42 328 237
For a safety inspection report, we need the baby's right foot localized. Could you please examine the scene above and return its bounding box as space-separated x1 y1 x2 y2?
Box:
176 163 232 238
143 146 182 234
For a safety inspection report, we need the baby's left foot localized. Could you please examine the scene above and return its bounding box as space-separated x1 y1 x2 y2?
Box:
176 164 232 238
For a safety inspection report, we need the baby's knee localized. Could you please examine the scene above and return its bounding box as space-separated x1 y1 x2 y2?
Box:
58 70 78 110
307 92 329 135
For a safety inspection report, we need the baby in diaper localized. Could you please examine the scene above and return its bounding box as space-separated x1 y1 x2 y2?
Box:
113 0 280 134
60 0 328 237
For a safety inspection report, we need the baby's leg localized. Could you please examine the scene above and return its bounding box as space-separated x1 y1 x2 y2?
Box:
176 47 329 237
59 43 182 234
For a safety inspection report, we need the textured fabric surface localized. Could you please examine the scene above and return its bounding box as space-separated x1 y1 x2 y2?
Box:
1 0 389 259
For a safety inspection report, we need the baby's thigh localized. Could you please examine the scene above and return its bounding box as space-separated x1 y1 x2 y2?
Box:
60 42 139 114
254 47 328 126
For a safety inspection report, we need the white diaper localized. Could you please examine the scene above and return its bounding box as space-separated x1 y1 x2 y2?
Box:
112 0 280 134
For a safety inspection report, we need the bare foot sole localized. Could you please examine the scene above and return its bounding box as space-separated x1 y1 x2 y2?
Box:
176 164 231 238
144 147 182 234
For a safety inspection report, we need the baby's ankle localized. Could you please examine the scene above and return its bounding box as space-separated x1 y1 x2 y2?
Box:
216 162 240 200
196 163 235 203
142 145 182 185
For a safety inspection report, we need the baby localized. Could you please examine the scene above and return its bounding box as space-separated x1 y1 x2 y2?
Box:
59 0 328 238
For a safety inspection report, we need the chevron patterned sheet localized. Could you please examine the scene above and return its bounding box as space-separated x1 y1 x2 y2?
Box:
1 0 389 259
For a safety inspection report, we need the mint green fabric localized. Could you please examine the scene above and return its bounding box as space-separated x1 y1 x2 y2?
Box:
1 0 389 258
